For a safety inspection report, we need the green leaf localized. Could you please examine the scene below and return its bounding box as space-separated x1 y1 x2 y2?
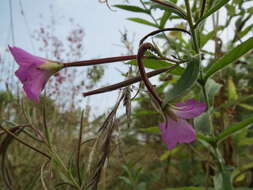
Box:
196 0 231 26
119 176 131 185
163 57 200 106
160 147 181 161
214 167 234 190
247 7 253 14
226 4 236 16
139 126 160 134
135 182 146 190
127 17 158 28
122 164 133 179
232 161 253 182
215 95 253 111
205 79 222 106
204 36 253 80
160 11 171 28
114 4 150 14
150 0 187 19
216 115 253 143
238 137 253 146
196 133 213 144
194 113 210 134
200 31 215 48
126 58 184 75
239 104 253 111
133 110 157 117
227 77 238 101
200 26 223 48
238 24 253 39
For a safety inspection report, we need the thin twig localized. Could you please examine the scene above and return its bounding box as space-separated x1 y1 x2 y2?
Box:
139 27 191 46
42 104 50 146
0 125 51 159
63 55 136 68
83 65 179 97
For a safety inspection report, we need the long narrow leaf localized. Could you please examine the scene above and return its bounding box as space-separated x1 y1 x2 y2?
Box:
127 17 158 28
151 0 187 19
160 11 171 28
126 58 184 75
204 36 253 80
200 26 223 48
114 4 150 14
216 115 253 143
195 0 230 27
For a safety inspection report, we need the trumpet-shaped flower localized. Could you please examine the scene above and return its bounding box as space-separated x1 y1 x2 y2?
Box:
9 46 63 103
160 99 206 150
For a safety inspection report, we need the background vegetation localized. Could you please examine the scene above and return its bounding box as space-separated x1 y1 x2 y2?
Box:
1 0 253 189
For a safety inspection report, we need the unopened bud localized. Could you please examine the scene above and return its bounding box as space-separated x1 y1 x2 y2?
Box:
38 61 64 71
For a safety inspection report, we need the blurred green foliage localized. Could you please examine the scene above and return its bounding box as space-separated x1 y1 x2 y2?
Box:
1 0 253 189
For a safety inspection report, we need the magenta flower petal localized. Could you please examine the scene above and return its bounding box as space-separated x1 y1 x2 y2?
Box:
9 46 44 66
160 118 196 150
18 67 51 102
173 99 206 119
9 46 62 103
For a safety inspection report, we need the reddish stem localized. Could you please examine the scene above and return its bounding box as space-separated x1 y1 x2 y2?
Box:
63 55 136 67
82 65 178 97
137 43 163 106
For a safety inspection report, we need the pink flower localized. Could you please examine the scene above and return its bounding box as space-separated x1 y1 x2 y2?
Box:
160 99 206 150
9 46 63 103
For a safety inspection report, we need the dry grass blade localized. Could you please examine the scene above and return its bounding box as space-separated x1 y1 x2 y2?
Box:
0 124 51 159
0 125 27 154
77 110 85 185
40 160 50 190
98 95 124 133
87 95 123 173
123 87 131 128
84 95 124 190
85 119 118 190
0 125 27 189
42 104 50 145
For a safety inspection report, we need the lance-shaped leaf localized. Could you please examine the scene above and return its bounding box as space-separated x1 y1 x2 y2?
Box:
232 161 253 182
200 26 224 48
162 57 200 107
195 0 231 27
216 115 253 143
127 17 158 28
114 4 150 14
126 58 184 75
151 0 187 20
238 24 253 39
159 11 171 28
204 36 253 81
205 79 222 106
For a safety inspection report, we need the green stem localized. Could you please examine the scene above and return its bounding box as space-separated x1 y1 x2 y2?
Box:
201 84 215 137
184 0 226 182
184 0 216 140
184 0 199 53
